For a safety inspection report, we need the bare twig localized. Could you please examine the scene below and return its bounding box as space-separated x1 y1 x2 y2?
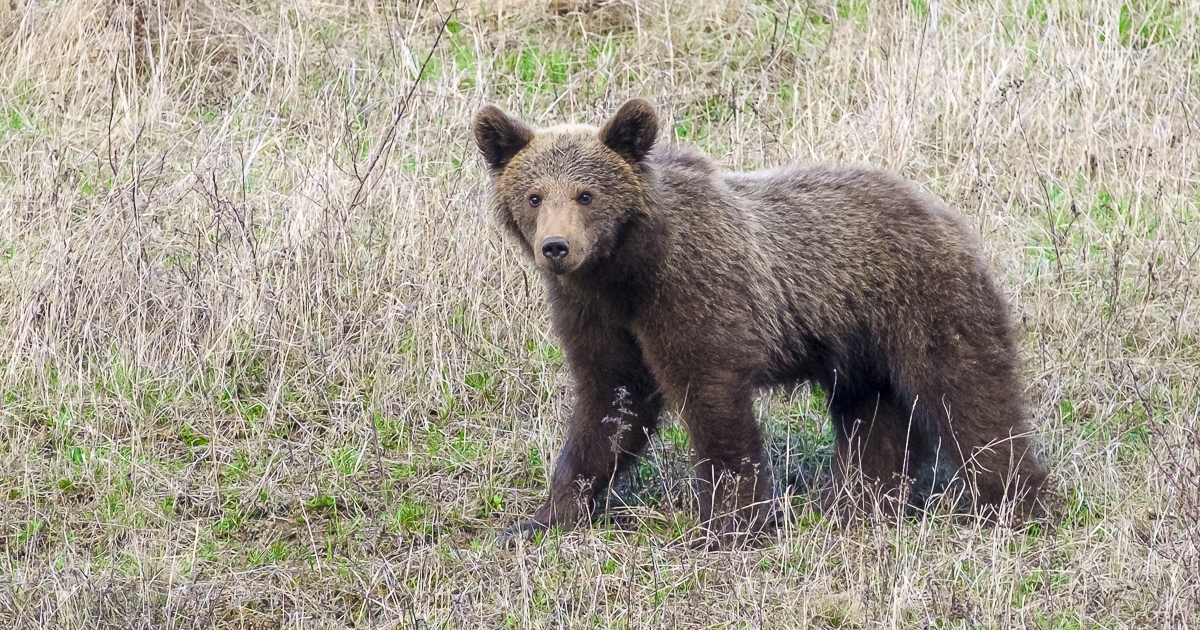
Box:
346 2 461 215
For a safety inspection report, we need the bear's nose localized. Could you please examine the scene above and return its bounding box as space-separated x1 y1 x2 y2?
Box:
541 236 570 261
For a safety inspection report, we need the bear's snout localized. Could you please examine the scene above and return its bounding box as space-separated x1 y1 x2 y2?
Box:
541 236 570 262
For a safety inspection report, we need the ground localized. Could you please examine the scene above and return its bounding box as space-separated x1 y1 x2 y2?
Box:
0 0 1198 628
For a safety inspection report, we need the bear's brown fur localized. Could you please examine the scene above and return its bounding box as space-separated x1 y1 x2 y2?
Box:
473 99 1046 542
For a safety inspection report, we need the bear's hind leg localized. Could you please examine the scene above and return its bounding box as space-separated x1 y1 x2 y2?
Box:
828 395 927 520
941 417 1047 523
910 373 1047 523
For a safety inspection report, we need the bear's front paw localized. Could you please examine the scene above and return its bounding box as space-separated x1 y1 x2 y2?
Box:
691 500 782 550
689 515 758 550
499 497 591 547
497 518 550 548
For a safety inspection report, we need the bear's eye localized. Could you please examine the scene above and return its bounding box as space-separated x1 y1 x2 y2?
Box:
578 191 593 205
528 195 541 208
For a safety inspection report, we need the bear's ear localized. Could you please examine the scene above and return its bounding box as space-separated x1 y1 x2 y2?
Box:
473 105 534 171
599 98 658 164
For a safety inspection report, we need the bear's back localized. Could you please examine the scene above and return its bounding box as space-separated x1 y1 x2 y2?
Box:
647 147 985 280
645 146 1004 382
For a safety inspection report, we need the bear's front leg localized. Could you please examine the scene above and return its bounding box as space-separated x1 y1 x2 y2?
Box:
503 326 662 544
677 376 775 544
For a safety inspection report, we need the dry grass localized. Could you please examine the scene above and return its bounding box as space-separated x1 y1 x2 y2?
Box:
1 0 1198 627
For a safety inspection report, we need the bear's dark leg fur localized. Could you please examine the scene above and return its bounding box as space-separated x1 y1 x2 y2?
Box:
910 380 1046 522
508 322 662 540
674 374 774 539
905 316 1048 521
828 395 922 517
820 381 1046 523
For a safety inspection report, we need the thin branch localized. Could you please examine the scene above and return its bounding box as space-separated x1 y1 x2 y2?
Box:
346 2 461 215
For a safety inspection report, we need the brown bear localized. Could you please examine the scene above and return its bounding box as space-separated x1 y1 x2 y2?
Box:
473 98 1046 542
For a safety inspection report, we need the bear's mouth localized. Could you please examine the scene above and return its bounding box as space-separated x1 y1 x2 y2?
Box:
541 256 581 275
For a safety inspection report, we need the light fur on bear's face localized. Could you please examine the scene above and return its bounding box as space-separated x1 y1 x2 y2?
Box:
473 100 658 276
500 130 637 274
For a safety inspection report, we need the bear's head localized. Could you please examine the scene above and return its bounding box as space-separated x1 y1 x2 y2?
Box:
472 99 658 276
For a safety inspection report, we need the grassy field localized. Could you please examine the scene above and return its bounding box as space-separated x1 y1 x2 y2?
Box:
1 0 1199 627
